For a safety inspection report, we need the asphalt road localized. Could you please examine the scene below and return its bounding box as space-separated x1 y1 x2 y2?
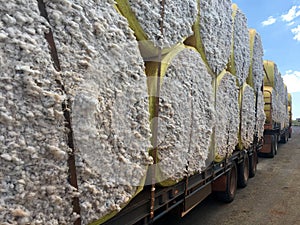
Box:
155 126 300 225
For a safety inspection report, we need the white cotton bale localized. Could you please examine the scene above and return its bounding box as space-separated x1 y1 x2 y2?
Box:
263 86 280 124
214 71 240 161
263 60 280 93
256 90 266 140
185 0 233 75
0 1 75 224
238 84 256 149
146 46 215 186
247 29 264 92
45 0 152 224
228 4 251 86
116 0 197 57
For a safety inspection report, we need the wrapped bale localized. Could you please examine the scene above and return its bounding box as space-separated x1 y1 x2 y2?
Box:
247 29 264 92
227 4 251 87
263 60 280 92
0 1 76 224
146 45 215 186
115 0 198 57
263 86 279 124
43 0 153 224
214 71 240 161
256 90 266 140
288 93 292 126
238 84 256 150
185 0 233 75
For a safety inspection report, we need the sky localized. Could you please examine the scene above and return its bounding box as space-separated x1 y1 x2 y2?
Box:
233 0 300 119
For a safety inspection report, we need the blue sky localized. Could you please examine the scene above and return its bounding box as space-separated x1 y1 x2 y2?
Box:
233 0 300 119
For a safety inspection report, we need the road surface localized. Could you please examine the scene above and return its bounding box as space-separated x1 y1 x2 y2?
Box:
155 126 300 225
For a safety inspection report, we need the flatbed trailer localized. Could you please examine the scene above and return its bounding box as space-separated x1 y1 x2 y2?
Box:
102 143 261 225
260 88 291 158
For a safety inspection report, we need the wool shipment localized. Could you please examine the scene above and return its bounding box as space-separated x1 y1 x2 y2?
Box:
146 46 215 186
214 71 240 162
227 4 251 87
115 0 198 57
185 0 233 75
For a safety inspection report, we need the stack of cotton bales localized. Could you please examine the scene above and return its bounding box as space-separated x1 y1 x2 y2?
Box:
1 0 153 224
263 60 290 129
263 60 288 125
146 46 215 186
116 0 198 58
226 4 256 150
185 0 241 161
247 29 265 140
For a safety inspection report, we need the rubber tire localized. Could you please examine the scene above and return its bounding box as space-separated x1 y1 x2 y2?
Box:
269 135 276 158
237 153 249 188
216 162 237 203
281 133 288 144
249 151 257 178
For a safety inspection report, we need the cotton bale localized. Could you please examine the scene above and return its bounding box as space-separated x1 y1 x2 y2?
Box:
146 45 215 186
0 1 75 224
115 0 197 58
214 71 240 162
185 0 233 75
263 86 280 124
44 0 153 224
263 60 280 92
227 4 251 87
288 93 292 125
247 29 264 92
256 90 266 140
238 84 256 150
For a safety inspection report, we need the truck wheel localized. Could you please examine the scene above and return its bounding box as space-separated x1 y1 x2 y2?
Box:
216 162 237 203
237 153 249 188
269 135 276 158
249 151 257 178
281 132 288 144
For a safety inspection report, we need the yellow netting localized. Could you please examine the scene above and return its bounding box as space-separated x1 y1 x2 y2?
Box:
288 93 292 107
146 44 186 187
263 60 276 88
263 86 274 124
247 29 257 90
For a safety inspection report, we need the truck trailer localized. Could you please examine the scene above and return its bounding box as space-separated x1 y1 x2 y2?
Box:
260 61 292 157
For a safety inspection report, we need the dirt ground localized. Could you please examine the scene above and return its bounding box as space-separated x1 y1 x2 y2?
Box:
155 126 300 225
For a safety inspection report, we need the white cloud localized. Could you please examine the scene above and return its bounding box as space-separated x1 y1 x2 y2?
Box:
291 25 300 41
283 71 300 92
288 21 295 26
281 6 300 22
262 16 277 26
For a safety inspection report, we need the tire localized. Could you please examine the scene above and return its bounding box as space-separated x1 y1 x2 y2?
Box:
237 153 249 188
281 133 288 144
249 151 257 178
269 135 276 158
215 162 237 203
